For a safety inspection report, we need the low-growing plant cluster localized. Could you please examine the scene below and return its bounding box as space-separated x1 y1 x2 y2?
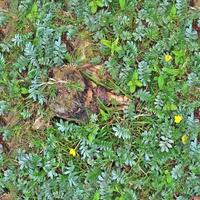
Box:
0 0 200 199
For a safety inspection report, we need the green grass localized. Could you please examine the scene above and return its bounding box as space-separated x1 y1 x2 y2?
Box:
0 0 200 199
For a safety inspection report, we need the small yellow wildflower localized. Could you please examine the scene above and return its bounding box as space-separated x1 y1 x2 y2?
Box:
174 115 183 124
69 148 76 157
165 54 172 62
181 134 189 145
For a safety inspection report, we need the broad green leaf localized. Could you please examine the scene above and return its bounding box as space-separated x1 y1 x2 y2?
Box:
127 81 132 86
132 71 138 80
113 45 122 53
101 38 121 55
111 38 121 54
89 1 97 13
172 50 185 64
96 0 103 7
128 81 136 93
21 87 29 94
100 109 109 121
172 50 184 57
169 5 176 19
128 71 142 93
101 39 112 48
119 0 126 10
113 38 119 46
158 75 164 90
163 68 180 76
128 84 135 93
166 174 173 184
26 3 38 21
163 103 177 111
181 83 189 95
115 196 125 200
170 104 178 111
93 191 100 200
88 133 93 143
135 80 142 87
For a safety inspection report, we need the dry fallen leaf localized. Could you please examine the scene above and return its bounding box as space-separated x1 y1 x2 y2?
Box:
61 32 74 53
190 0 200 8
94 87 109 104
0 193 12 200
32 117 46 131
72 32 97 63
107 92 130 105
85 88 93 107
0 0 9 10
190 196 200 200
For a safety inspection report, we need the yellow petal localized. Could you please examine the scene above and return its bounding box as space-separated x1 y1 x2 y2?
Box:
165 54 172 62
69 148 76 157
174 115 183 124
181 134 188 145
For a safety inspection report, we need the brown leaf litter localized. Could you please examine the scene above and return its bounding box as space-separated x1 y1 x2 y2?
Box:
190 0 200 8
0 193 12 200
191 196 200 200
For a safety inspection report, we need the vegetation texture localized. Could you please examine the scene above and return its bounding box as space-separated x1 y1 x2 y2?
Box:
0 0 200 199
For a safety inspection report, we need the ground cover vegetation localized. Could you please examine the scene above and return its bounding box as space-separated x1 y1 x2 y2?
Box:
0 0 200 199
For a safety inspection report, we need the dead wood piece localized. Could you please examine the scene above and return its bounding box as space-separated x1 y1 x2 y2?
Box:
49 65 88 121
49 65 130 122
194 107 200 122
61 33 74 53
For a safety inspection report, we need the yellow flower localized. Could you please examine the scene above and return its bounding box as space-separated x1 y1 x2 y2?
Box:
165 54 172 62
174 115 183 124
181 134 188 145
69 148 76 157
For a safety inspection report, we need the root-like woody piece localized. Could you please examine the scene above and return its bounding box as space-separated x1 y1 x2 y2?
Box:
48 64 130 122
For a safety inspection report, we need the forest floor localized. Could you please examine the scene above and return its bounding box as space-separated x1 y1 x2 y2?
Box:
0 1 200 200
